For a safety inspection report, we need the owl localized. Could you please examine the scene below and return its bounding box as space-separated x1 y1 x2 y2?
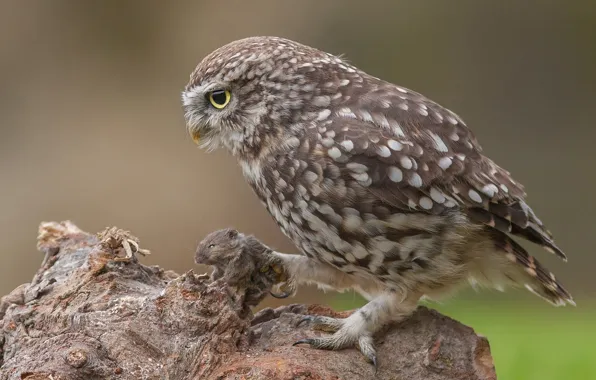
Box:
182 36 573 367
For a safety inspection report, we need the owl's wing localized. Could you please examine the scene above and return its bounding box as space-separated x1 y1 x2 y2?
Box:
322 84 566 260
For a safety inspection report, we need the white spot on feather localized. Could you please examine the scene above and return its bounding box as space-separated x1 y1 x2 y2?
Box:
429 132 449 152
359 110 373 123
321 138 334 147
317 109 331 121
347 162 367 173
391 122 406 138
286 136 301 148
303 171 318 183
468 189 483 203
447 115 458 125
430 187 446 203
343 214 363 231
409 173 423 187
377 145 391 158
400 156 413 170
481 184 499 198
352 245 369 259
387 139 403 151
312 96 330 107
419 197 433 209
444 200 457 207
328 147 341 160
373 113 390 128
438 157 453 170
337 107 357 119
388 166 403 182
340 140 354 152
350 172 369 183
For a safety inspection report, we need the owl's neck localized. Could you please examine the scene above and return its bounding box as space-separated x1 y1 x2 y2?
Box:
238 158 264 188
235 128 302 188
230 123 299 157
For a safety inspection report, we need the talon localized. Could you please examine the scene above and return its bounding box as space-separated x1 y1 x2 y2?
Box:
270 281 295 299
292 313 380 368
296 315 314 327
357 335 378 369
292 338 314 347
269 289 291 299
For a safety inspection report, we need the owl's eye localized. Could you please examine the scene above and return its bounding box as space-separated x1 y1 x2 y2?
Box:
207 244 215 249
207 89 231 109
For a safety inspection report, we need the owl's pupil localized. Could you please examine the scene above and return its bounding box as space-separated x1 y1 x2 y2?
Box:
211 90 227 105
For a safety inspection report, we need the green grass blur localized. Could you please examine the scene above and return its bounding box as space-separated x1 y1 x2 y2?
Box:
330 291 595 380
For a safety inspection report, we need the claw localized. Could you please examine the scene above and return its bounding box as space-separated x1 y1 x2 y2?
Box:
269 280 296 300
357 335 378 369
296 315 314 327
292 338 314 347
269 289 291 299
293 314 379 370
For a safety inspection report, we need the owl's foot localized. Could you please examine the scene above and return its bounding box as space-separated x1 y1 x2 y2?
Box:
293 314 377 369
268 281 297 298
268 263 297 299
296 315 344 332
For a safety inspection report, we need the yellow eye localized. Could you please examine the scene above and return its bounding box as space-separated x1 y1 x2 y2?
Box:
208 89 231 109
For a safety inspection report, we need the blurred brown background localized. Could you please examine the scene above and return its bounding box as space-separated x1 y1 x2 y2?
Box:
1 1 595 305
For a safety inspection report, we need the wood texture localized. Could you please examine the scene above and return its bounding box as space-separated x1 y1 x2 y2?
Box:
0 221 496 380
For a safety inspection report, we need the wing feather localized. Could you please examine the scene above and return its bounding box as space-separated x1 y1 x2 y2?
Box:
320 83 566 260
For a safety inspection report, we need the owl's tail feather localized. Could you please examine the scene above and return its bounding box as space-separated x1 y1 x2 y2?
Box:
490 230 575 306
468 204 568 261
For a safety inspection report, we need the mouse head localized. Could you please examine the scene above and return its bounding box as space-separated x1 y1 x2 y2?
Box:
195 228 242 265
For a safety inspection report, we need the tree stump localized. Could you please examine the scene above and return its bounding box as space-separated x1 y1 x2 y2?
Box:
0 221 496 380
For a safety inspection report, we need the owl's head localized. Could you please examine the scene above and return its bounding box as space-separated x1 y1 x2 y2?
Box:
182 36 358 156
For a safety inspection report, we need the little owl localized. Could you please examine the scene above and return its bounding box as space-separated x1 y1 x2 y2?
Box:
182 36 573 367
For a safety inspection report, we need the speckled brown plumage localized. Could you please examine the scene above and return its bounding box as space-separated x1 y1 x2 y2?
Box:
182 36 573 366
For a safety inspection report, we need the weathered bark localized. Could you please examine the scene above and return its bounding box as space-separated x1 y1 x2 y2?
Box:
0 221 496 380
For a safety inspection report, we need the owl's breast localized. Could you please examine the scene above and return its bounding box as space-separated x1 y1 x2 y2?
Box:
238 148 468 288
239 152 351 266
